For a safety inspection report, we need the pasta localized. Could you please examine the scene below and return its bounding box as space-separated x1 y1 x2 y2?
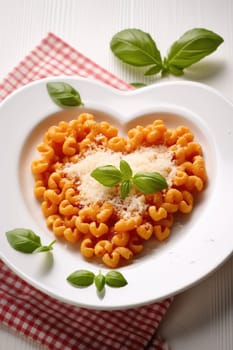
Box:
31 113 207 268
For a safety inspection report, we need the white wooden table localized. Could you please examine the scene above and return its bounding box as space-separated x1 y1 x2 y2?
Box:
0 1 232 349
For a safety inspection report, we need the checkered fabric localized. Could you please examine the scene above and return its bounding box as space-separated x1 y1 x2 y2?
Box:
0 33 172 350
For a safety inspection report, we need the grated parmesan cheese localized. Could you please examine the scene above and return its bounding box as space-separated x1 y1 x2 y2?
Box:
62 146 177 218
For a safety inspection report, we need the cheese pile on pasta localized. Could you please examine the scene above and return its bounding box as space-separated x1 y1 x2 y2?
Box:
31 113 207 268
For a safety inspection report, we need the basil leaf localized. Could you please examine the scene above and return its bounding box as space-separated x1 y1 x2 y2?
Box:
91 165 122 187
133 172 168 194
110 28 162 71
105 271 128 288
94 272 106 292
130 82 147 88
120 180 131 199
166 28 224 73
46 82 83 107
6 228 41 253
33 239 56 253
67 269 95 287
144 64 162 76
120 160 133 180
165 64 184 76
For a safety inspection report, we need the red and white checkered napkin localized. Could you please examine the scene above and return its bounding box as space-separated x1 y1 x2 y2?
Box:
0 33 172 350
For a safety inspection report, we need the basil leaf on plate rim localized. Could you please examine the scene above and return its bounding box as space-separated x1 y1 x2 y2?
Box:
5 228 56 254
46 82 84 107
67 269 95 287
105 271 128 288
5 230 128 295
94 271 106 293
33 239 56 253
67 269 128 292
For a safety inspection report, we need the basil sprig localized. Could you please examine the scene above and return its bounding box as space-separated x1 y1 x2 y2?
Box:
91 159 168 199
46 82 83 107
6 228 56 254
110 28 223 77
67 269 127 293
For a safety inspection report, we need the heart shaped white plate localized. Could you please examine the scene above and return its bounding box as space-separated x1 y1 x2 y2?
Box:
0 76 233 310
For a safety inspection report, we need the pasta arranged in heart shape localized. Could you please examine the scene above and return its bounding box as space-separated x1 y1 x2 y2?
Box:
31 112 207 268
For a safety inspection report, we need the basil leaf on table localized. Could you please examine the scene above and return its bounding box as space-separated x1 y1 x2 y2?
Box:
164 28 224 75
46 82 84 107
105 271 128 288
67 270 95 287
110 28 163 72
110 27 223 77
144 64 163 76
6 228 42 253
132 172 168 194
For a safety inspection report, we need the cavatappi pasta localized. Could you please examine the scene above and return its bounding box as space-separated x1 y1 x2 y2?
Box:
31 113 207 268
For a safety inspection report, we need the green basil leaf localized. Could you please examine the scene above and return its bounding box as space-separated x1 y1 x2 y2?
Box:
105 271 128 288
110 28 162 69
6 228 42 253
67 269 95 287
133 172 168 194
144 64 162 76
33 239 56 253
120 160 133 180
91 165 122 187
46 82 83 107
166 28 224 71
165 64 184 76
120 180 131 199
94 272 106 292
130 82 147 88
